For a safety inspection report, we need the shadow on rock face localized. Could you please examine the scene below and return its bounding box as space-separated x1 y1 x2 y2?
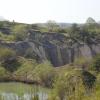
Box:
1 58 21 72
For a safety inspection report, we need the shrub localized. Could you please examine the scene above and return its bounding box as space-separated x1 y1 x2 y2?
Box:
12 24 28 41
0 66 10 80
82 70 96 91
49 70 85 100
0 47 20 72
33 61 55 87
92 54 100 72
2 57 21 72
0 47 16 63
0 32 15 41
13 57 37 81
74 57 90 69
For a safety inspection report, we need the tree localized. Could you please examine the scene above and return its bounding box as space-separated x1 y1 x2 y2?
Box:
46 20 60 32
68 24 81 45
86 17 96 24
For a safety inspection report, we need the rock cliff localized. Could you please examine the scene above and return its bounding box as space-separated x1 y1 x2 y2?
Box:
0 31 100 67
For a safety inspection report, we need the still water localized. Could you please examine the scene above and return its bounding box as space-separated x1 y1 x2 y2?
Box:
0 82 48 100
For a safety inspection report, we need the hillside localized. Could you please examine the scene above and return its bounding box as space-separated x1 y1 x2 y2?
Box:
0 21 100 66
0 20 100 100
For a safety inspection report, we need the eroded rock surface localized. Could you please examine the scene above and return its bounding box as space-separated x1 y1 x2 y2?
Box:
0 31 100 67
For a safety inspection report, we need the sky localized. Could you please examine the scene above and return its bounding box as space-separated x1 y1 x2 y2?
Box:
0 0 100 24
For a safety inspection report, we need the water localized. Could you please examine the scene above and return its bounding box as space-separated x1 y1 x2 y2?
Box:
0 82 48 100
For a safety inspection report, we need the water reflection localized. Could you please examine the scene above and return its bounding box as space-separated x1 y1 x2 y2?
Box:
0 92 48 100
0 82 49 100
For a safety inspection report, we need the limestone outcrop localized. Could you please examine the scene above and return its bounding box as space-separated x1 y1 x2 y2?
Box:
0 31 100 67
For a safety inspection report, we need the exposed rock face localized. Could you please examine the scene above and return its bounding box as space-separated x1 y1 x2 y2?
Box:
0 27 11 35
0 31 100 67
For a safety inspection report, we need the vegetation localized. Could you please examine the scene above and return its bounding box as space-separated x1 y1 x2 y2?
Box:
0 46 99 100
92 54 100 72
0 47 16 63
0 18 100 100
0 17 100 43
0 32 15 41
11 24 28 41
46 20 60 32
32 61 55 87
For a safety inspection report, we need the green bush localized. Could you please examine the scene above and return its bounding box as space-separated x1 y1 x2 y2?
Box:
74 57 90 69
0 47 20 72
49 70 85 100
0 66 10 80
12 24 28 41
2 57 21 72
14 57 37 78
33 61 55 87
0 47 16 63
82 70 96 91
92 54 100 72
0 32 15 41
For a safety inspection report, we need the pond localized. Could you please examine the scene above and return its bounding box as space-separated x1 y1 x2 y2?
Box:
0 82 49 100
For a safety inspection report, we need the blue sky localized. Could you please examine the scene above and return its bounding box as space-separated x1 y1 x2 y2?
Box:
0 0 99 23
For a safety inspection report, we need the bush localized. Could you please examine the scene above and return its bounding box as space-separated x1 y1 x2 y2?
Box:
92 54 100 72
0 66 10 80
33 61 55 87
0 47 19 72
12 24 28 41
82 70 96 91
0 47 16 63
14 57 37 79
74 57 90 69
49 70 85 100
0 32 15 41
2 57 21 72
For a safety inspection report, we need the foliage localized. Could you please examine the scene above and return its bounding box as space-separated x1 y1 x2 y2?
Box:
82 70 96 90
14 57 37 79
92 54 100 72
74 57 93 71
33 61 55 87
86 17 96 24
0 21 10 28
0 66 10 80
46 20 60 32
0 47 16 63
0 22 4 28
0 32 15 41
74 57 89 67
2 57 21 73
49 69 85 100
0 19 100 100
12 24 28 41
